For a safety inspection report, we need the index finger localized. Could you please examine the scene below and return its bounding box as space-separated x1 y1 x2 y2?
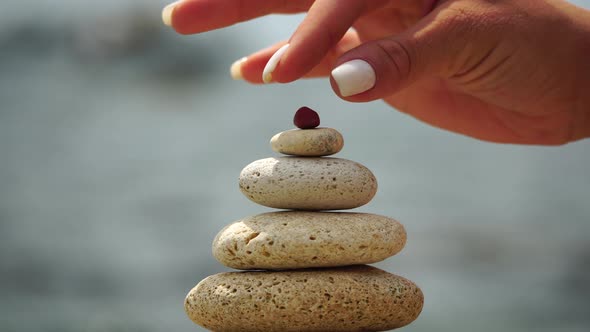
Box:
163 0 314 34
269 0 369 83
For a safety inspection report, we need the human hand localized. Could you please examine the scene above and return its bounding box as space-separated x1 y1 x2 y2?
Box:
162 0 590 145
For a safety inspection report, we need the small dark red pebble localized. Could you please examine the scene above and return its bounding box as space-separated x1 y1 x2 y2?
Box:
293 106 320 129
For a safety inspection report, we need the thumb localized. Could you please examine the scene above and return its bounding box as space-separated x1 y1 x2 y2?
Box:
330 7 486 101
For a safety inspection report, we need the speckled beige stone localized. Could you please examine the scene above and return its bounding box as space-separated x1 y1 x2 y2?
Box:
185 265 423 332
213 211 406 270
270 128 344 157
239 157 377 210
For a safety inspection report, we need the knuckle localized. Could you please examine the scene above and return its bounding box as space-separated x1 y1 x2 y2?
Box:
435 1 523 35
427 2 513 75
374 39 414 83
434 5 482 37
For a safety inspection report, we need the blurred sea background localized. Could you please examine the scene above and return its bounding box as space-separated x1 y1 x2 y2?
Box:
1 0 590 331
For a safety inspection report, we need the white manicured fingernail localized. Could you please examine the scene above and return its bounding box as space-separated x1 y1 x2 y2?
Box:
230 57 247 80
262 44 290 83
331 59 376 97
162 1 180 26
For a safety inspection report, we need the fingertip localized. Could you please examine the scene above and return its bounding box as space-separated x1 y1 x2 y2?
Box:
230 57 247 80
329 77 372 103
262 44 290 83
162 3 175 26
162 1 184 27
261 43 310 84
228 55 265 84
230 40 332 85
330 59 376 97
263 51 312 84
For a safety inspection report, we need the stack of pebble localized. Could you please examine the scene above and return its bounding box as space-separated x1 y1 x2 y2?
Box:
185 107 424 332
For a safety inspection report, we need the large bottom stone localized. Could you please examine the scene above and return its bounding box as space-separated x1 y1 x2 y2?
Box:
185 265 423 332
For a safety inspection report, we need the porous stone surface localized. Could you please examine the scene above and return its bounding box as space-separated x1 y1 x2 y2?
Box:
185 265 424 332
239 157 377 210
213 211 406 270
270 128 344 156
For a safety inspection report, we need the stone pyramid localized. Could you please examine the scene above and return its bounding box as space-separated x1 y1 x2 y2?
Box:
185 107 423 331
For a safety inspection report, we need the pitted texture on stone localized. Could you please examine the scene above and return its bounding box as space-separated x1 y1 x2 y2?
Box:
239 157 377 210
185 265 424 332
213 211 406 270
270 128 344 156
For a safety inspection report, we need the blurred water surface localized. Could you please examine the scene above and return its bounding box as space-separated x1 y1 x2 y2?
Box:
1 1 590 331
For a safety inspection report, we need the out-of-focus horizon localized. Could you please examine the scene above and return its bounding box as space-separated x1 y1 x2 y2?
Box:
1 1 590 331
